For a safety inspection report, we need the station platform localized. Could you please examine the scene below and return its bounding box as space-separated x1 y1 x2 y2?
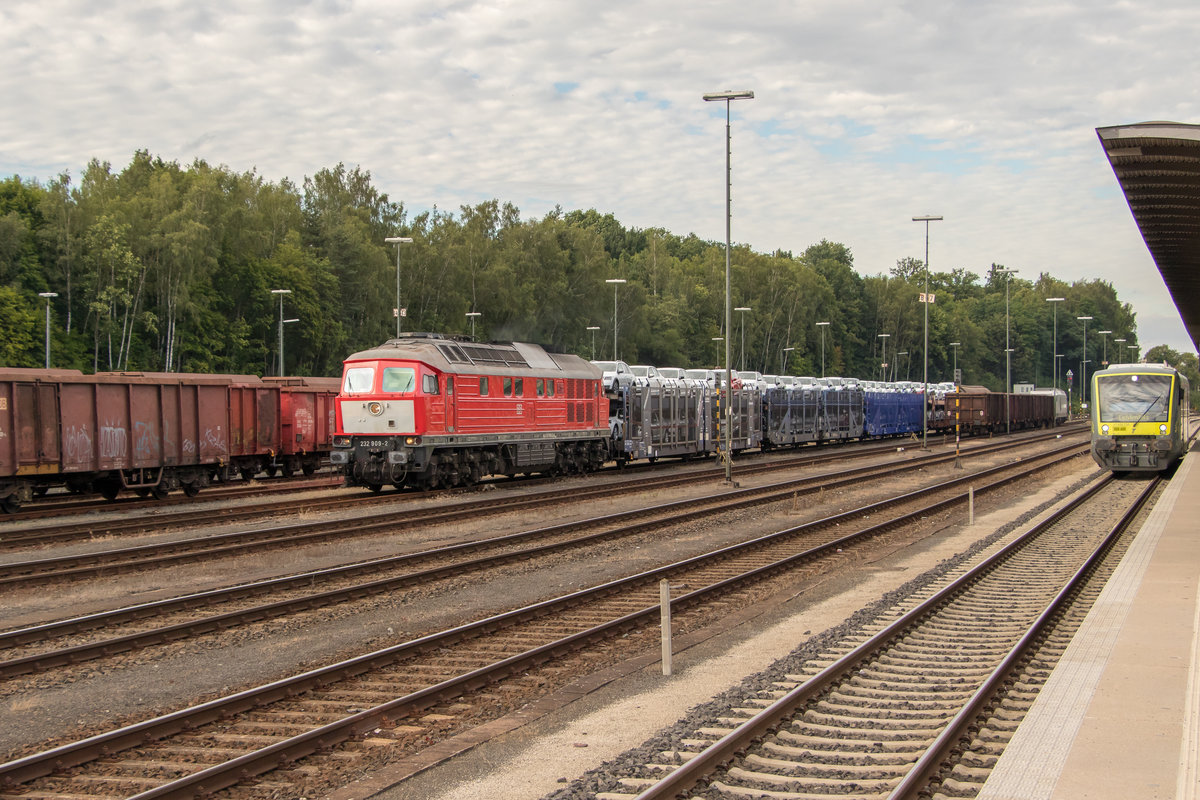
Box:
979 440 1200 800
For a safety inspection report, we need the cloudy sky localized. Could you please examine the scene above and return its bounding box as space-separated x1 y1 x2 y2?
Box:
3 0 1197 354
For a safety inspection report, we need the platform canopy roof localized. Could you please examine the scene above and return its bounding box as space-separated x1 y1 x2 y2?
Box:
1097 122 1200 351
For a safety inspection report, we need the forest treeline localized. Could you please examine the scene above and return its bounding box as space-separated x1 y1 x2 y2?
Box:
1 150 1196 398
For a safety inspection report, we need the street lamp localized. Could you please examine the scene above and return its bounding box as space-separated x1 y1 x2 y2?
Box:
587 326 600 360
995 268 1018 434
1077 316 1093 405
1098 329 1112 368
878 333 890 383
465 311 481 341
1046 297 1065 391
270 289 291 377
704 88 754 484
734 307 751 371
605 279 626 360
385 236 413 338
1114 338 1126 365
781 346 794 374
1127 343 1139 361
815 321 830 378
37 292 57 369
913 214 942 450
949 341 960 385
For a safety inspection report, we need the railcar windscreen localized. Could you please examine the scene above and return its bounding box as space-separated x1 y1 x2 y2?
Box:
342 366 375 394
382 367 417 394
1096 374 1172 422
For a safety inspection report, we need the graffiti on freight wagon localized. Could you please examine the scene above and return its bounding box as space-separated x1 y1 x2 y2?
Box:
63 425 93 460
99 423 127 459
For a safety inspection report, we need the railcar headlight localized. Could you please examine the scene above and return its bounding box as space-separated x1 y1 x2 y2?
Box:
404 436 421 446
1160 424 1168 434
1101 424 1109 434
368 401 383 416
333 435 352 447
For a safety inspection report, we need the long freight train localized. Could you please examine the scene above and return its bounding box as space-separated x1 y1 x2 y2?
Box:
333 334 1059 492
0 370 339 511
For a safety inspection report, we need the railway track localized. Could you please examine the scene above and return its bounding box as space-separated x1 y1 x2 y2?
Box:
0 425 1083 550
0 430 1082 586
0 435 1090 680
0 437 1098 799
580 473 1160 800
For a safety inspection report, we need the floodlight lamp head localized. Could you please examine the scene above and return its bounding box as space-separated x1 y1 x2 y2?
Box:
703 90 754 101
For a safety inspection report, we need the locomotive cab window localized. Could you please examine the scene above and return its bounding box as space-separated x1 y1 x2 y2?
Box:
480 377 489 396
446 376 454 395
504 377 513 396
423 374 439 395
537 378 545 396
382 367 416 394
343 367 375 394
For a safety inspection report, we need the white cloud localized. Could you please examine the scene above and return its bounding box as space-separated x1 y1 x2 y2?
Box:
2 0 1195 352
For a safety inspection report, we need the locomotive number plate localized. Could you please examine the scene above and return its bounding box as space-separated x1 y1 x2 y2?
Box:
357 439 395 449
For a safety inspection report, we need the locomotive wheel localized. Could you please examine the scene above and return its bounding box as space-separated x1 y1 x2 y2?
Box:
367 483 383 494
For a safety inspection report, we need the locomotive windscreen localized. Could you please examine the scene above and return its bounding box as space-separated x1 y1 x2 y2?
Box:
1095 373 1172 423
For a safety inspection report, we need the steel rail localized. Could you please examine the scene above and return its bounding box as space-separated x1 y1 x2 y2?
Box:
0 439 1086 678
627 473 1155 800
0 425 1079 548
0 431 1080 586
0 445 1086 793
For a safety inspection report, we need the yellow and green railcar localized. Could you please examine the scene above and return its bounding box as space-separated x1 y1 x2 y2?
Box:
1091 363 1190 472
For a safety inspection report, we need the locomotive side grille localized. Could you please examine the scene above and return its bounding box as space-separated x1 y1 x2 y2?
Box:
436 344 471 364
459 344 530 367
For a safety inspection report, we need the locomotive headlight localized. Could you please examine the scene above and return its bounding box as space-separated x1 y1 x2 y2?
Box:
1101 424 1109 434
1160 424 1168 434
368 401 383 416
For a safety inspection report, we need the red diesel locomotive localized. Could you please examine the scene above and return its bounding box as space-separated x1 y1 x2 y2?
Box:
331 334 610 491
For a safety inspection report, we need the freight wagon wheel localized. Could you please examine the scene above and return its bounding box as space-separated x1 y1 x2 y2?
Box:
152 485 170 501
281 462 295 479
302 460 316 476
240 467 256 482
2 496 22 513
98 480 121 502
182 482 201 497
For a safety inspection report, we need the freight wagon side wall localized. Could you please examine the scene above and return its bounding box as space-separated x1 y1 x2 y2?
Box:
0 379 63 477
